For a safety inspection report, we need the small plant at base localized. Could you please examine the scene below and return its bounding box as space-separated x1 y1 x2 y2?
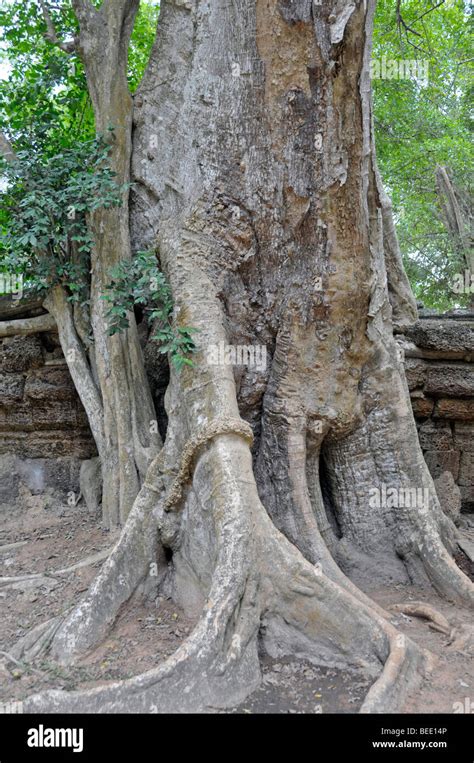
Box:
103 250 197 370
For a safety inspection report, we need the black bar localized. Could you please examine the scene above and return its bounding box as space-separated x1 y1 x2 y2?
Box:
0 713 471 761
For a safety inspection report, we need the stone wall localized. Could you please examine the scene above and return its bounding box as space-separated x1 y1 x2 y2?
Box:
0 299 96 508
397 314 474 513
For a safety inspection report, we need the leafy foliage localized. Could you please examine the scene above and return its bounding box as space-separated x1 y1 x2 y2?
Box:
103 251 197 370
373 0 473 310
0 0 159 155
0 1 92 156
128 1 160 92
0 136 126 300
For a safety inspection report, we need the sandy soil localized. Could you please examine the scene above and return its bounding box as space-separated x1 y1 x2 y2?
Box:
0 493 472 714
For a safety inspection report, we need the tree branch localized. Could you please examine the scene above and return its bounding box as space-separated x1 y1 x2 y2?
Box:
100 0 141 51
100 0 140 18
0 313 57 338
0 132 17 164
70 0 101 29
414 1 446 23
38 0 76 54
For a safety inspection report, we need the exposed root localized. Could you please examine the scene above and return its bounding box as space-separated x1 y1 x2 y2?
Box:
9 480 162 664
0 313 56 337
390 602 474 654
390 602 452 636
261 516 432 714
22 608 260 713
360 635 431 713
49 484 162 664
447 625 474 653
11 618 64 662
416 532 474 607
0 575 58 592
21 524 431 713
322 396 474 607
22 436 263 712
0 547 113 591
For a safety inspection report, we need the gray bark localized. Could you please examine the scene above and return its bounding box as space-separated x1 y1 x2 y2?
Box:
13 0 473 714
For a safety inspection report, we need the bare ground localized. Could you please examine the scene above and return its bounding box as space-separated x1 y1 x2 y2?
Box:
0 492 472 714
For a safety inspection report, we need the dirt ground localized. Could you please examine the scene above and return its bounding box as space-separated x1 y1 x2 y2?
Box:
0 492 473 714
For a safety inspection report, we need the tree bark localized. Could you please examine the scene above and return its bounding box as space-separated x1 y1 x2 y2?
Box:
14 0 473 713
43 0 162 527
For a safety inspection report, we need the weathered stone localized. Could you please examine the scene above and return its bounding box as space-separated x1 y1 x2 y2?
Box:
424 363 474 399
423 450 460 481
453 422 474 452
410 396 434 418
434 470 461 525
15 458 46 495
418 420 453 451
0 454 82 509
0 372 25 405
24 367 77 401
404 358 427 390
404 320 474 356
460 485 474 510
0 454 19 504
458 451 474 487
0 431 96 459
0 335 43 373
434 399 474 421
15 457 81 498
457 536 474 563
0 402 89 432
80 457 102 513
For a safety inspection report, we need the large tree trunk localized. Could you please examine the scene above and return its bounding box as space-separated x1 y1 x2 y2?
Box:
16 0 473 713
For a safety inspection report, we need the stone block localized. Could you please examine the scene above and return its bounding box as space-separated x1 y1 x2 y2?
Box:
434 399 474 421
411 396 434 418
434 470 461 525
458 451 474 487
24 367 77 401
0 373 25 405
0 335 43 373
424 450 460 481
453 422 474 452
424 364 474 398
418 420 453 451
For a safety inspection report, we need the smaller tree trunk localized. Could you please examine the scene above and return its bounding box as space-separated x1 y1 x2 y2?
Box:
46 0 163 527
